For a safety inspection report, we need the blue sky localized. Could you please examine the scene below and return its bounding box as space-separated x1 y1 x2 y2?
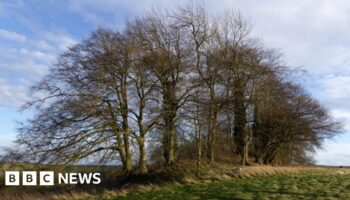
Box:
1 0 350 165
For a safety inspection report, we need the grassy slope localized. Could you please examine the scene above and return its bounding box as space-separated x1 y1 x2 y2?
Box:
114 172 350 200
1 162 349 200
54 164 350 200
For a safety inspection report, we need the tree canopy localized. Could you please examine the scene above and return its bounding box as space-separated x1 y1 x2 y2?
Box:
3 4 342 174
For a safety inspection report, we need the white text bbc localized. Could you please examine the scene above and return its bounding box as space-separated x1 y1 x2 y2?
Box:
5 171 101 186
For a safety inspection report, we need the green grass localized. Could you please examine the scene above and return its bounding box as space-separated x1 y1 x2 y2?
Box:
112 172 350 200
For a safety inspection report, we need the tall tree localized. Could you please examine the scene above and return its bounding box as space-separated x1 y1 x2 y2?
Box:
3 4 342 171
129 11 194 165
8 29 134 172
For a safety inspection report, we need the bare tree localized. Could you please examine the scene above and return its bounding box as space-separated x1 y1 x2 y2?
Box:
3 4 343 172
6 29 134 172
129 10 195 165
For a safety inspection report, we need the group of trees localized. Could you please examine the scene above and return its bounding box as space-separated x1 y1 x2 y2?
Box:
4 5 342 174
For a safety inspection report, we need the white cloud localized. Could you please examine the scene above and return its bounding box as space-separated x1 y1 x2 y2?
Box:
0 46 52 80
0 28 26 42
0 29 77 81
195 0 350 75
0 133 16 150
60 0 350 75
33 40 55 51
315 141 350 166
0 78 31 107
312 74 350 112
43 31 77 51
0 29 77 108
319 75 350 99
66 0 188 26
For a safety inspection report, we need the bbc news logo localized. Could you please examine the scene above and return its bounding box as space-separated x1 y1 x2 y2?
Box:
5 171 101 186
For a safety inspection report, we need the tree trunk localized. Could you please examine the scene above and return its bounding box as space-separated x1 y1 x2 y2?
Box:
108 102 130 173
207 97 218 163
233 82 247 166
163 120 175 165
137 136 148 174
243 136 249 166
122 113 132 173
163 122 175 165
207 109 214 162
162 84 177 165
123 132 132 173
208 114 217 163
169 129 175 164
196 124 201 177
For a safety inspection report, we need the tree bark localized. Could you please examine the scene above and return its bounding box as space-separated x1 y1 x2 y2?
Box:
162 83 177 165
207 103 218 163
163 119 176 165
122 118 132 173
233 82 247 166
196 118 202 177
137 136 148 174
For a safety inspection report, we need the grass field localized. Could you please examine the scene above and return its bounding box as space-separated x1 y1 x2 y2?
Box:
1 163 350 200
113 172 350 200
